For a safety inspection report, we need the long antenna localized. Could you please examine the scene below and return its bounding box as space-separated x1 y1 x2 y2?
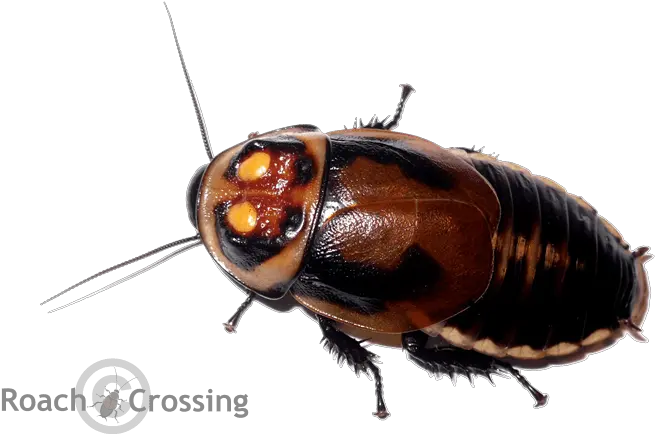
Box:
164 2 214 161
39 6 211 315
119 376 139 391
41 235 203 313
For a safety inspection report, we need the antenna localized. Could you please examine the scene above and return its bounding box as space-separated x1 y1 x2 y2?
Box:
164 2 215 161
41 234 203 314
38 5 215 315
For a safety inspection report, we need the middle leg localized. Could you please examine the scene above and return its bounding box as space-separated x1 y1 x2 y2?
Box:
317 315 389 419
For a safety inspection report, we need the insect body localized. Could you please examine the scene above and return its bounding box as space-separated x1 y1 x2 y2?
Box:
75 383 146 419
94 390 122 422
43 4 650 419
189 110 649 416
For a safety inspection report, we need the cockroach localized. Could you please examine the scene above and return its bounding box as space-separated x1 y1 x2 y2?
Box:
94 392 123 423
41 3 650 419
75 376 146 419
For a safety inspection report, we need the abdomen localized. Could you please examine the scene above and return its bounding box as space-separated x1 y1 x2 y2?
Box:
424 150 649 360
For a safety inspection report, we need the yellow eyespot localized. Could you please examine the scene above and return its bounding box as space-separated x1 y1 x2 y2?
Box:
226 201 258 233
238 151 270 181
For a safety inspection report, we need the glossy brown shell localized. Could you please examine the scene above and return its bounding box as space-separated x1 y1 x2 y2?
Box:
290 129 502 333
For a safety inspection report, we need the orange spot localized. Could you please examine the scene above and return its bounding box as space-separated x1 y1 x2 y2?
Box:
227 201 257 233
238 152 270 181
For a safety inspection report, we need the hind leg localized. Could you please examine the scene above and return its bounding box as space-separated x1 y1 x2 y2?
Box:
402 331 548 408
317 315 389 418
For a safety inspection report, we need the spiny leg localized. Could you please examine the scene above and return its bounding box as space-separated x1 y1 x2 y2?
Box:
364 84 414 131
223 292 255 333
317 315 389 419
402 331 548 408
464 145 484 153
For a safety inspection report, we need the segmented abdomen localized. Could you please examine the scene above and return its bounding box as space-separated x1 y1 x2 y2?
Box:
431 152 639 360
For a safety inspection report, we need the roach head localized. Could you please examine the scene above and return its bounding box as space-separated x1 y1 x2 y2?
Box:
186 164 208 228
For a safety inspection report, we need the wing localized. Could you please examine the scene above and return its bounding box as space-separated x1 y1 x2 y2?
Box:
291 198 495 333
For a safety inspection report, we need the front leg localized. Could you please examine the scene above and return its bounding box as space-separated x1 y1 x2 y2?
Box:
223 292 255 333
317 315 389 419
402 331 548 408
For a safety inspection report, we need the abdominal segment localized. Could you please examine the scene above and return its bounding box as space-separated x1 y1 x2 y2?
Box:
427 152 641 360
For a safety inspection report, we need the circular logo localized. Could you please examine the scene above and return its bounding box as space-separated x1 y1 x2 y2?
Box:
76 359 151 433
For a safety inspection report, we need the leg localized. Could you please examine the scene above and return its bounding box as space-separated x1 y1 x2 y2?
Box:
317 315 389 418
113 402 126 423
464 145 484 153
223 292 255 333
75 394 104 413
402 331 548 408
348 84 415 131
